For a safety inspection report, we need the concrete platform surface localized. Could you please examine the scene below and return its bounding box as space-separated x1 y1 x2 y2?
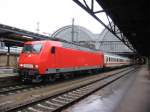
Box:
115 65 150 112
0 67 18 78
63 65 150 112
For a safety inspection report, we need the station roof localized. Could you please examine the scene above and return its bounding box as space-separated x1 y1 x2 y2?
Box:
0 24 50 47
51 25 132 54
73 0 149 56
96 0 149 56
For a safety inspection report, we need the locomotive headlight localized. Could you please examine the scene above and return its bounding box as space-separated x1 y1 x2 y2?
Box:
35 65 39 69
19 64 23 67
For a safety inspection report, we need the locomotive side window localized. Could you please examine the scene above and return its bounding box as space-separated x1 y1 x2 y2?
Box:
51 46 56 54
22 44 42 53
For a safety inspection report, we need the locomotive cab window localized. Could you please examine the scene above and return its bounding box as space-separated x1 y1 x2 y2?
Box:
22 44 42 53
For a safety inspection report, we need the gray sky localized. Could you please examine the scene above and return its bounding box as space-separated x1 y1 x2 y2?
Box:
0 0 108 35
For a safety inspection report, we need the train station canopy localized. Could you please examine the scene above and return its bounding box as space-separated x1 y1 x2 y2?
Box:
51 25 132 54
0 24 50 47
73 0 149 56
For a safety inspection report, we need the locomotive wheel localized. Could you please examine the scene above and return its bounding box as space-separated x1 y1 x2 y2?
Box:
48 75 56 82
87 70 93 74
63 73 71 79
32 76 42 83
21 78 32 84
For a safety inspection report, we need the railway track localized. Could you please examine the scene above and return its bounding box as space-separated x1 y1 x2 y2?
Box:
0 84 43 96
1 66 138 112
0 67 129 96
0 82 60 96
0 75 93 96
0 74 86 95
0 76 19 88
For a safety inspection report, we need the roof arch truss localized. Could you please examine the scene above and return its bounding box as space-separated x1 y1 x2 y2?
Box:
73 0 136 53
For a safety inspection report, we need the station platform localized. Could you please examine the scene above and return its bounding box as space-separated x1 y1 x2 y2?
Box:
64 65 150 112
0 67 19 87
115 65 150 112
0 67 18 78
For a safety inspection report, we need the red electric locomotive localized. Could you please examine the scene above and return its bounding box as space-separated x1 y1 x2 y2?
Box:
18 40 104 83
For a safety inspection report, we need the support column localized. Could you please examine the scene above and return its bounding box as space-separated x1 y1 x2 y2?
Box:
147 57 150 74
6 46 10 66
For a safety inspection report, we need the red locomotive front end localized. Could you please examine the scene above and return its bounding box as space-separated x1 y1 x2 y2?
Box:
18 40 61 82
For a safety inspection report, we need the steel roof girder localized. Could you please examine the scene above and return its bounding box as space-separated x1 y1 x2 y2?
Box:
73 0 136 52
